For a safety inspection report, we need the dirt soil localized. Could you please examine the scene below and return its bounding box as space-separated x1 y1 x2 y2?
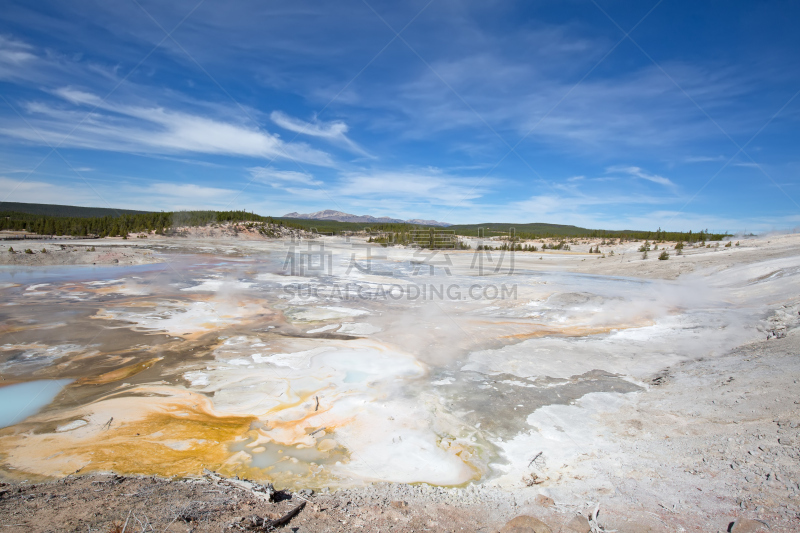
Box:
0 473 546 533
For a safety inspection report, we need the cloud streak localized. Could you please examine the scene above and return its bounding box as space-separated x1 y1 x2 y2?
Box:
248 166 322 187
0 88 337 167
336 168 491 208
0 175 240 211
606 166 676 188
270 111 372 158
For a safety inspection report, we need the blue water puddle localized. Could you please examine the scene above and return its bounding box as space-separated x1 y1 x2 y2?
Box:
0 262 168 286
0 379 72 429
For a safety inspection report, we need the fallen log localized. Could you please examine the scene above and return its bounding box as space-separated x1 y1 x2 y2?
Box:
260 501 306 531
202 469 274 501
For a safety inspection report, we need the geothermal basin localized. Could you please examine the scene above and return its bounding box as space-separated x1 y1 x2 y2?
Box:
0 235 797 502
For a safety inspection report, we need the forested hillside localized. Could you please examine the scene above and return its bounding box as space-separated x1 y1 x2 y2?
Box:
0 202 151 218
0 210 283 237
447 222 727 242
0 203 726 242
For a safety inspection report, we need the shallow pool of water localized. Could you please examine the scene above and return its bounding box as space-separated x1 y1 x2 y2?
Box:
0 379 72 428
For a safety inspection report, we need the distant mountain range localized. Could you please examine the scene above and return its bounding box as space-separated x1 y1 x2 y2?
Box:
283 210 451 227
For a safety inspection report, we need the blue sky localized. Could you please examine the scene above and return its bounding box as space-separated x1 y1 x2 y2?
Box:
1 0 798 230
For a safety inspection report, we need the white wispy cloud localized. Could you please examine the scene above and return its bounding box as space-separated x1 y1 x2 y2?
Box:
248 167 322 187
0 35 111 87
145 182 236 200
457 190 757 231
270 111 372 158
268 167 497 220
336 168 491 208
0 175 99 206
386 49 755 157
606 166 676 188
685 155 727 163
1 87 337 167
0 175 241 211
0 35 36 66
0 36 342 168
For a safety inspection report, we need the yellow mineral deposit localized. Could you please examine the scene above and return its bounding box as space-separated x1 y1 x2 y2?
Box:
74 357 162 386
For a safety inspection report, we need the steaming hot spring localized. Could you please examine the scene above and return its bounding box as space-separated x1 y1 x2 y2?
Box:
0 236 796 499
